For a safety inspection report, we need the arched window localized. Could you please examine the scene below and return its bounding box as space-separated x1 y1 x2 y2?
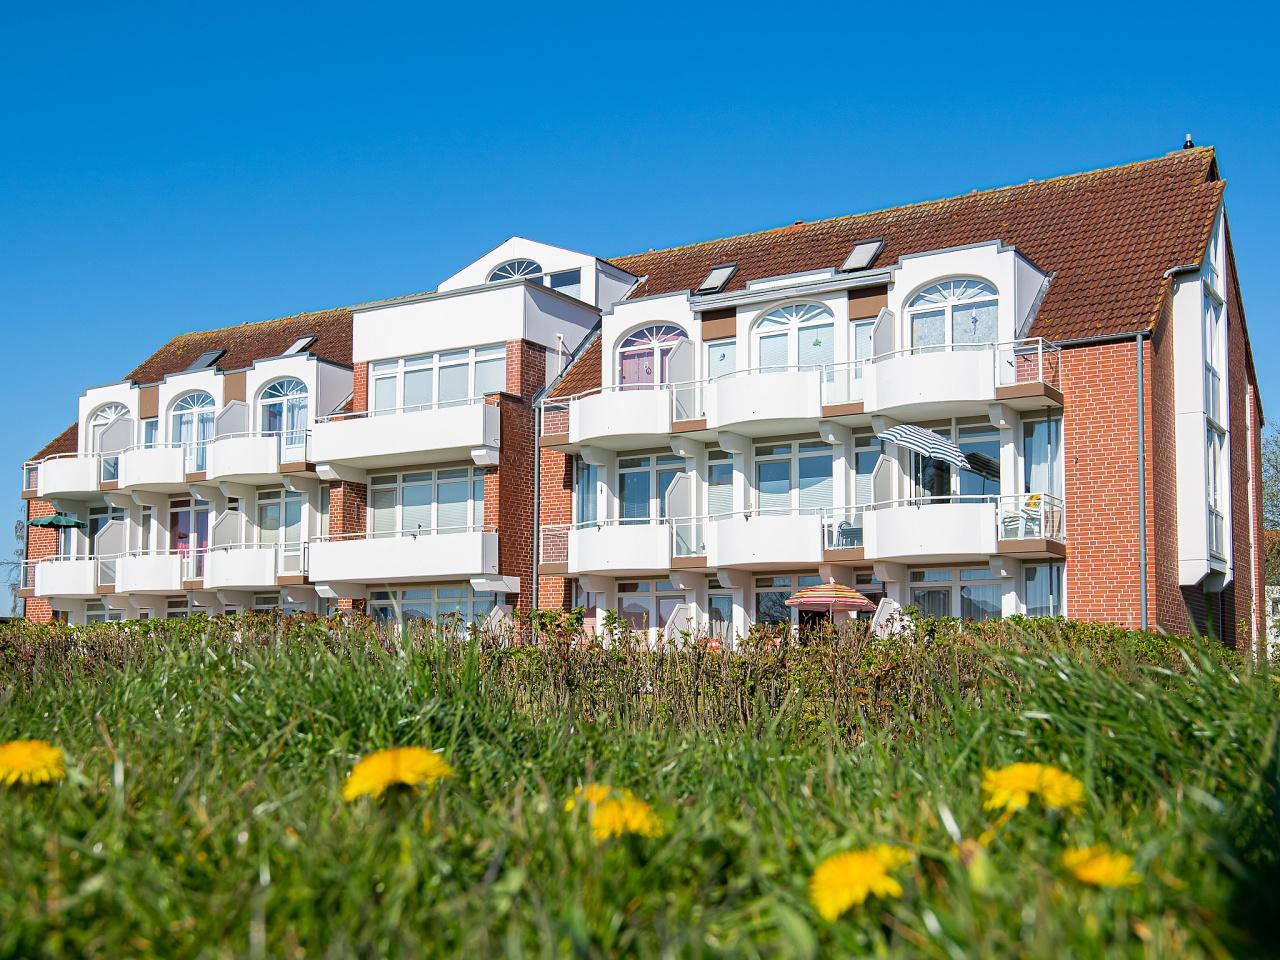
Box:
753 302 834 371
617 324 690 388
487 259 543 282
87 403 129 452
907 279 998 353
259 378 309 459
171 391 215 472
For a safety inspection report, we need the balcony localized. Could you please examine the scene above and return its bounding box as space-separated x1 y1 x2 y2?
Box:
34 453 104 500
541 518 701 577
33 556 105 599
204 543 307 591
116 550 198 594
706 367 824 435
311 400 501 470
309 526 498 585
707 509 827 570
206 431 310 484
118 443 191 492
995 493 1067 557
863 339 1061 419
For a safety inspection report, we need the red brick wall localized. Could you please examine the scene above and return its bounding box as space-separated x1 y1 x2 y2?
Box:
328 480 366 611
23 498 57 623
537 445 574 610
479 340 547 612
1060 339 1148 627
351 362 368 414
1148 297 1191 635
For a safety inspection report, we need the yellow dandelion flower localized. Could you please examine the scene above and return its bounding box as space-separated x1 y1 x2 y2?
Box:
0 740 65 786
590 796 665 843
1062 845 1140 887
809 845 911 922
982 762 1084 814
563 782 620 812
564 783 664 842
341 747 453 802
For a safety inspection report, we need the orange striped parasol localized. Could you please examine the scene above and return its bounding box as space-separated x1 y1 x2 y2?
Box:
784 582 877 612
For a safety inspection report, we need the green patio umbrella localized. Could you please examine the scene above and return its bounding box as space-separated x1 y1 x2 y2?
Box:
27 513 87 530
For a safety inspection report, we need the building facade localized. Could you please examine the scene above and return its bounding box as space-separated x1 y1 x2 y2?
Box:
20 147 1267 658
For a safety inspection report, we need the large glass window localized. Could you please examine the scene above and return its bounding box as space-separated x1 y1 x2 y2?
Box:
958 425 1001 496
753 441 832 515
87 504 126 558
88 403 129 482
907 279 998 352
617 325 689 388
574 459 599 524
259 378 309 458
754 574 823 626
369 584 500 630
707 449 734 517
616 454 686 523
959 567 1002 621
616 579 689 635
169 497 210 578
707 339 736 380
1023 415 1064 497
367 467 485 537
370 345 506 413
256 489 304 571
1025 562 1065 617
910 569 952 617
171 392 215 472
752 302 834 372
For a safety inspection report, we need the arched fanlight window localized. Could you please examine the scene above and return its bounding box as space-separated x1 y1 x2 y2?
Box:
907 279 998 352
259 378 309 457
753 302 835 371
617 324 690 388
487 259 543 282
88 403 129 451
171 391 215 471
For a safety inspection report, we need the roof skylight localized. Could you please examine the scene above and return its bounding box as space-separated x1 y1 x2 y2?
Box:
840 239 884 272
185 349 225 371
697 263 738 294
282 335 316 356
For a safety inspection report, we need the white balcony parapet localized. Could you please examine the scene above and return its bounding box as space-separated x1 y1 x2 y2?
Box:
707 508 828 569
33 453 103 499
865 339 1060 414
996 493 1066 543
115 550 199 593
117 442 192 490
206 430 309 483
309 525 498 585
33 555 102 598
203 542 307 590
311 398 500 470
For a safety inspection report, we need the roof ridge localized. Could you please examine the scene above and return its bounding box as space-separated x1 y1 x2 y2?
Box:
162 303 355 343
608 147 1217 264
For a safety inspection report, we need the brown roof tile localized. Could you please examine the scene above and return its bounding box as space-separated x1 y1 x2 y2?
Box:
124 306 353 385
547 335 603 400
30 306 353 460
608 147 1223 344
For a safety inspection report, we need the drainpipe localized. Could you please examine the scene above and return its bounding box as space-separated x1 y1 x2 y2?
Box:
1136 332 1149 630
531 403 540 623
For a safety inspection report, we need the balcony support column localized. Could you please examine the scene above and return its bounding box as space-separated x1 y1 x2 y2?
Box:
669 570 705 592
190 483 226 511
715 568 752 591
670 436 704 460
315 582 368 601
989 555 1022 617
988 404 1021 498
316 463 367 484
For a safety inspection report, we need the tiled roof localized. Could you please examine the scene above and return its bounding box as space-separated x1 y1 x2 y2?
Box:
546 333 603 402
30 423 77 461
608 147 1224 344
29 306 353 461
124 306 353 385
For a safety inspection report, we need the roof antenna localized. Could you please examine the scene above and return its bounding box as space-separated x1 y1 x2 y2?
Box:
1183 132 1195 149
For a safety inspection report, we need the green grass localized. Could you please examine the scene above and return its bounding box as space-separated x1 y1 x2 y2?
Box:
1 615 1278 958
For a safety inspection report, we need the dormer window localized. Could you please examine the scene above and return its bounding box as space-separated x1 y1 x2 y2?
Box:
487 259 543 283
907 279 998 353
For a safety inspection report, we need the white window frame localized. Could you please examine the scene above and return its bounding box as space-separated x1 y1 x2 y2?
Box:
753 574 823 627
369 344 506 414
752 440 833 514
906 279 999 353
616 578 689 635
367 466 486 538
751 302 835 370
616 453 686 523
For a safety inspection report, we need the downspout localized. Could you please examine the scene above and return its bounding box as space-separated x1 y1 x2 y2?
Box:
531 401 540 622
1246 386 1261 662
1136 332 1149 630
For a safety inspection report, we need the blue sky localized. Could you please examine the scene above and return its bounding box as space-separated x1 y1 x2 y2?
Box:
1 2 1277 571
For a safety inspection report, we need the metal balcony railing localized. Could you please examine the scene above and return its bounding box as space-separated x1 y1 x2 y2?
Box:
316 396 490 424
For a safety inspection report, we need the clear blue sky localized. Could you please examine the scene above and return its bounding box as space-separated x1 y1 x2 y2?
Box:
2 2 1277 567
